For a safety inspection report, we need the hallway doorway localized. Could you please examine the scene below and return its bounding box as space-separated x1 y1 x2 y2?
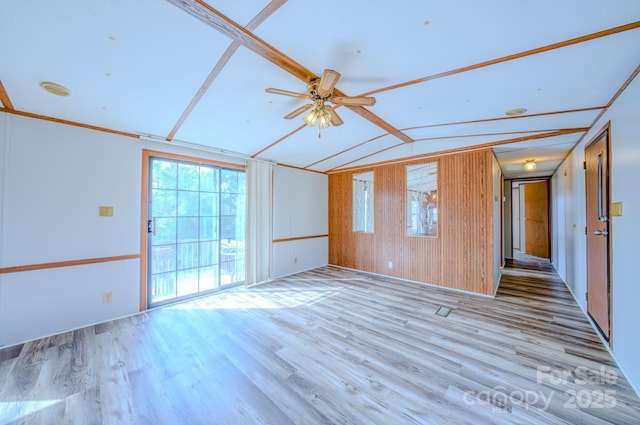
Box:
507 179 551 260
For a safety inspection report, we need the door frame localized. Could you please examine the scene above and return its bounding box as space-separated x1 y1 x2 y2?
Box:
584 123 613 344
139 149 245 311
505 178 551 259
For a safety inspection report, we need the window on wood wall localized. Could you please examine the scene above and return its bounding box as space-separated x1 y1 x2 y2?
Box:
353 171 374 232
407 163 438 237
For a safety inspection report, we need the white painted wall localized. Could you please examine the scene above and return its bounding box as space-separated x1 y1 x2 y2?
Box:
3 116 141 265
1 114 8 266
0 113 247 347
0 114 328 347
512 187 520 250
552 74 640 394
519 183 527 252
1 260 139 345
492 154 502 293
0 114 141 347
272 166 328 278
503 180 512 259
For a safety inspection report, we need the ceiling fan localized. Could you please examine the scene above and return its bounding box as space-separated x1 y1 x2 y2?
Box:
266 69 376 128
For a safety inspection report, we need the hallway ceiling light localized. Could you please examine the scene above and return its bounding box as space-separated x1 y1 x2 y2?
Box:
524 159 537 171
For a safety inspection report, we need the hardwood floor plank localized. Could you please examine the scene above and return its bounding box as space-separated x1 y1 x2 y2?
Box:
64 385 102 425
221 335 333 425
1 260 640 424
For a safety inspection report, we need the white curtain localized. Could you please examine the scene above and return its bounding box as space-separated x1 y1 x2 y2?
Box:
245 159 273 285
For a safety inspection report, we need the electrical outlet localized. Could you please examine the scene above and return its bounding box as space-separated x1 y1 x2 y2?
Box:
388 261 393 269
103 292 112 304
294 257 298 264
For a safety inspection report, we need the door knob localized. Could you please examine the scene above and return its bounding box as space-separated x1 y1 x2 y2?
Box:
593 229 609 236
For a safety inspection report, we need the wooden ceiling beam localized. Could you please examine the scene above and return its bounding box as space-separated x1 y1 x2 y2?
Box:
252 124 306 158
327 128 588 173
401 106 605 132
167 0 414 145
412 128 577 143
555 63 640 171
0 81 14 110
0 107 140 139
346 106 413 143
305 106 602 170
166 0 288 141
168 0 316 83
363 21 640 97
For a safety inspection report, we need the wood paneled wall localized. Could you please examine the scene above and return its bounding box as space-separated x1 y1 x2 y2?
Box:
329 149 494 295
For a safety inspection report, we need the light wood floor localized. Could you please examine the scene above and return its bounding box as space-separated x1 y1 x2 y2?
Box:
2 258 640 424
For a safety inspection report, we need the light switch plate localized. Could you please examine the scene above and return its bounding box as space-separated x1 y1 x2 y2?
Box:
99 206 114 217
103 292 112 304
611 202 623 217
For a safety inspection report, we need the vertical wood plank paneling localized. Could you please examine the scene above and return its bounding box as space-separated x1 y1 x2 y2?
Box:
440 150 493 294
354 232 375 271
328 172 354 267
328 149 494 295
374 164 404 277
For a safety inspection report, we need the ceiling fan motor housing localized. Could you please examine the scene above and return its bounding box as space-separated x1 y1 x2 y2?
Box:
307 78 329 101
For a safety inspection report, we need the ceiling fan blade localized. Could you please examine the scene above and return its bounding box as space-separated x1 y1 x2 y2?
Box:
283 104 313 119
316 69 341 97
325 105 344 126
265 87 309 99
332 96 376 106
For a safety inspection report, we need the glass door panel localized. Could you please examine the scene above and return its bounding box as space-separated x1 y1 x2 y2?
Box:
148 157 245 307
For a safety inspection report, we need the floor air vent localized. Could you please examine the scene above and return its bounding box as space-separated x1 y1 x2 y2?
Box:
435 306 452 317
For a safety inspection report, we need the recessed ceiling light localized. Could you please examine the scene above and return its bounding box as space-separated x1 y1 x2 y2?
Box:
505 107 527 116
40 81 71 97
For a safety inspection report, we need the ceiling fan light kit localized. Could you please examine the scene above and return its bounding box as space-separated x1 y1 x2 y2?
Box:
266 69 376 130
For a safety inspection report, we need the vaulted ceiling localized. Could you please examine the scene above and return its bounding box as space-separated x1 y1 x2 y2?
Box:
1 1 639 178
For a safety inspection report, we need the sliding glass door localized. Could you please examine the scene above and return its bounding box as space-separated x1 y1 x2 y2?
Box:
148 156 245 307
